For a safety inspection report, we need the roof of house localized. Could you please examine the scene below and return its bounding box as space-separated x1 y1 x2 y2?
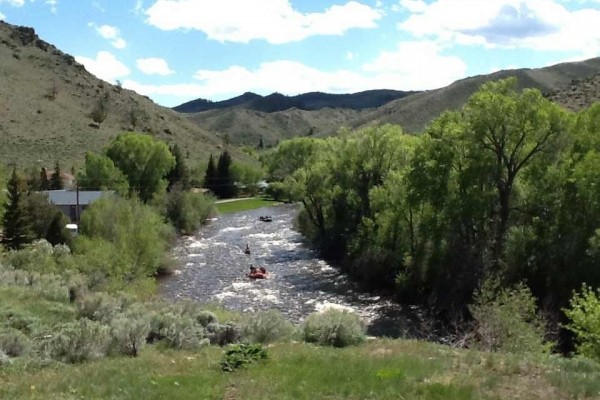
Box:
42 190 110 206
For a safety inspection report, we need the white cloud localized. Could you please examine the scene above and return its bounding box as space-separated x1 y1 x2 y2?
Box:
346 51 354 60
144 0 382 44
45 0 58 13
90 23 127 49
0 0 25 6
124 47 467 105
0 11 5 19
363 40 467 89
398 0 600 56
75 51 131 82
136 57 175 75
92 2 105 13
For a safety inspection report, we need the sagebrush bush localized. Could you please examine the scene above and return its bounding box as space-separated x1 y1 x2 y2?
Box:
0 350 11 366
76 292 122 323
196 310 218 327
0 310 40 335
148 311 207 349
564 284 600 361
0 328 31 357
469 282 552 354
206 322 241 346
32 273 69 302
303 309 366 347
242 309 296 344
45 319 110 363
109 304 151 357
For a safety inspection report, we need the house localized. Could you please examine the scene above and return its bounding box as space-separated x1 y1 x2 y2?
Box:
42 190 110 222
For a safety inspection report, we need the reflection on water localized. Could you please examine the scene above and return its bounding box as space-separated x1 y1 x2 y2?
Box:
159 204 421 337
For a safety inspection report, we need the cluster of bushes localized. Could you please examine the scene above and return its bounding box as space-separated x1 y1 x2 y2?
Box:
0 257 370 367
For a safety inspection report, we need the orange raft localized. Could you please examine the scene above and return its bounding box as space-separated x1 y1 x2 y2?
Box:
248 271 267 279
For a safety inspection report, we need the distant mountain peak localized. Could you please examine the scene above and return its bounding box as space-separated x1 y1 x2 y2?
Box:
172 89 418 114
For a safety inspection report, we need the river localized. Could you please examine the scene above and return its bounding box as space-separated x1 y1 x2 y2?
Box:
159 204 424 338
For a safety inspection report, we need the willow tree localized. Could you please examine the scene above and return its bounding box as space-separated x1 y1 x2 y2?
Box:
105 132 175 202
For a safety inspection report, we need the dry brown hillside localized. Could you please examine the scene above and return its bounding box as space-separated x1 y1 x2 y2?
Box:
356 57 600 133
546 74 600 112
0 21 245 168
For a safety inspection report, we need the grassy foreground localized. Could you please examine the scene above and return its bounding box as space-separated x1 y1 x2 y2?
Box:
2 338 600 399
215 197 280 214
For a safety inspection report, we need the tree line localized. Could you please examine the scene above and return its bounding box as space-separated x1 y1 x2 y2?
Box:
262 78 600 336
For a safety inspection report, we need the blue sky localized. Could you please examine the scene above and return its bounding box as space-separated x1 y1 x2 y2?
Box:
1 0 599 107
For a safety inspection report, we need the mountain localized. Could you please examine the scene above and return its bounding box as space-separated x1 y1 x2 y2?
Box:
357 57 600 133
173 89 416 113
0 21 247 168
182 57 600 146
545 73 600 112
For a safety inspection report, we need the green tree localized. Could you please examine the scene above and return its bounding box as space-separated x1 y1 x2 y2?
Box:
77 194 174 278
203 154 217 194
105 132 175 202
24 192 58 239
464 78 566 269
2 167 33 250
216 150 236 199
77 152 129 195
166 143 189 191
50 161 64 190
39 167 50 190
46 211 72 246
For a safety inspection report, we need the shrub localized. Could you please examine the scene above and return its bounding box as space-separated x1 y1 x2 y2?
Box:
564 284 600 361
76 292 122 323
0 328 31 357
195 310 218 327
109 304 151 357
77 195 174 278
206 322 242 346
469 282 552 354
0 350 11 366
303 308 366 347
242 309 295 344
164 189 214 235
148 311 207 349
32 273 69 302
220 343 267 372
46 319 110 363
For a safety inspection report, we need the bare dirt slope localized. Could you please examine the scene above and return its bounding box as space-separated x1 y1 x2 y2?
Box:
0 21 245 168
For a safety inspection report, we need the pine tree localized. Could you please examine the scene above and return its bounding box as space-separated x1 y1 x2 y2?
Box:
167 144 189 191
216 150 236 199
50 161 64 190
204 154 217 195
46 211 70 246
40 167 50 190
2 167 33 250
258 136 264 149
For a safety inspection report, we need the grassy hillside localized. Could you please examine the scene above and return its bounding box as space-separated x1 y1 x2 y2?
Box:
0 21 250 168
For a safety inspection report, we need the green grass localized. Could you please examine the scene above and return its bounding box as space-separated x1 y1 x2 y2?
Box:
3 338 600 399
2 271 600 399
215 198 280 214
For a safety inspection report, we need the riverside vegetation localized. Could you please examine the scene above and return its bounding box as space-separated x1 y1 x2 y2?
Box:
1 79 600 398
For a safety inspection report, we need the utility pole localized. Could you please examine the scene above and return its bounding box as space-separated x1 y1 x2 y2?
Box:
75 181 80 225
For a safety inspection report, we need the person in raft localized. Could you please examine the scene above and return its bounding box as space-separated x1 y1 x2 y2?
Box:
248 265 267 279
244 243 251 255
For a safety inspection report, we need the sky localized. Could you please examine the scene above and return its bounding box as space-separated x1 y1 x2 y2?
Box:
1 0 599 108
